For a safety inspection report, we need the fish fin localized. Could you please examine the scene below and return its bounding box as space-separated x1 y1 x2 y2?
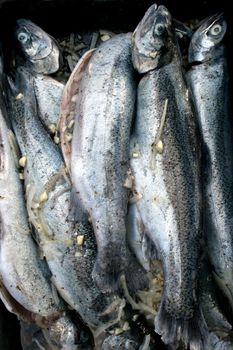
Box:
155 299 209 350
92 242 128 293
69 186 89 223
124 251 149 293
7 129 21 168
143 233 160 261
58 48 95 174
213 269 233 312
92 243 148 294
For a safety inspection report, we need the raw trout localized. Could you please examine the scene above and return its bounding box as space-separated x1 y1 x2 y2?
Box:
131 4 205 349
187 14 233 309
71 33 148 293
6 67 127 348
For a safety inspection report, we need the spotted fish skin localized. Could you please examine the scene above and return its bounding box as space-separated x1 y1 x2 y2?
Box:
71 33 148 294
131 4 206 349
187 14 233 309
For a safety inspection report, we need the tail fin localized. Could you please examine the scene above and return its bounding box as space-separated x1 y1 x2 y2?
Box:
155 298 209 350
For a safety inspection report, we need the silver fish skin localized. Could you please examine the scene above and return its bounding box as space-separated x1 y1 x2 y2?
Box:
33 75 64 132
0 96 61 319
7 67 123 343
71 33 148 293
187 14 233 308
15 19 61 74
131 4 205 349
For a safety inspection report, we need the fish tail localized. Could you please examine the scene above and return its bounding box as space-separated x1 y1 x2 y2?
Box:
92 242 128 293
124 250 149 293
155 298 209 350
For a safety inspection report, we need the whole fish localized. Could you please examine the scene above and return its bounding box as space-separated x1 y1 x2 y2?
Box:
71 33 148 293
15 19 61 74
6 67 128 348
187 14 233 309
131 4 205 349
0 95 61 321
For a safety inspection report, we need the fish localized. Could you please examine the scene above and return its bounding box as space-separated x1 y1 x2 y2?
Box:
33 75 64 134
187 14 233 310
6 66 128 348
131 4 206 349
15 19 61 74
71 33 148 293
0 90 62 321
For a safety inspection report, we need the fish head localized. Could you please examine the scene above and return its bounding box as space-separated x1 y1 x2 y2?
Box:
188 13 227 63
132 4 174 73
15 19 61 74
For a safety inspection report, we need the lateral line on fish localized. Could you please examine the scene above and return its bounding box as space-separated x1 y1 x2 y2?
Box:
120 275 156 316
150 98 168 170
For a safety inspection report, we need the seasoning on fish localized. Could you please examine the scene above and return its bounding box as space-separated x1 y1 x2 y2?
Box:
187 14 233 310
71 33 148 293
131 4 206 349
15 19 61 74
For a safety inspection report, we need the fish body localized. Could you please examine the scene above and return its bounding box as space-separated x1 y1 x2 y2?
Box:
71 33 147 293
187 14 233 308
15 19 61 74
131 4 204 348
7 67 125 346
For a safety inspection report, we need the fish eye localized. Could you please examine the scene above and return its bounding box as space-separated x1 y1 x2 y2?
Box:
209 24 222 36
17 32 29 44
154 23 165 36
